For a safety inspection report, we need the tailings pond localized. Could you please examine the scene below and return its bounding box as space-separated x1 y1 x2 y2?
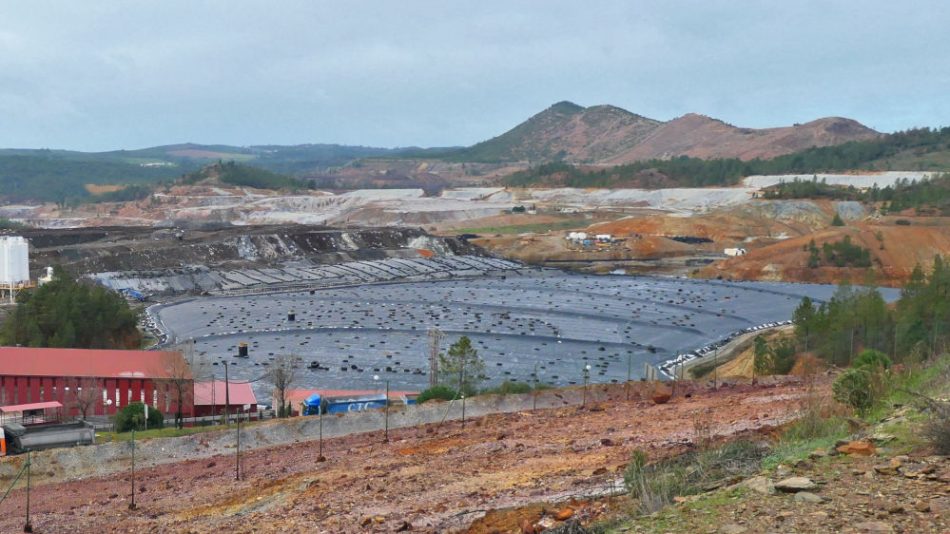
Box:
151 271 897 401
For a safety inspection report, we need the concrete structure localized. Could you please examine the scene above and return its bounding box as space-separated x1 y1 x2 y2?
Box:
193 380 258 417
0 347 193 417
724 248 748 257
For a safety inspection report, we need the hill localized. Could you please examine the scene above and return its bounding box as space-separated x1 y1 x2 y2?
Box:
437 102 879 164
179 161 310 190
604 113 880 163
448 101 662 163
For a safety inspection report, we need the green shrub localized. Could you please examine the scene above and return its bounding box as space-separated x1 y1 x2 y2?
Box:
114 402 164 432
482 380 533 395
417 385 458 403
924 404 950 455
623 441 766 514
853 349 892 370
831 213 845 226
832 368 874 413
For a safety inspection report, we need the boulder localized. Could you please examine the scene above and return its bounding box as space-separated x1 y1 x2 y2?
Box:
774 476 817 492
836 440 876 456
794 491 824 503
741 476 775 495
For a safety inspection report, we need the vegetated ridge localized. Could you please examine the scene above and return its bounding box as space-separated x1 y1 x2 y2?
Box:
504 127 950 188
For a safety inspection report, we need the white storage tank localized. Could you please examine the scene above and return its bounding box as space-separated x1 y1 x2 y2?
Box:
0 236 30 285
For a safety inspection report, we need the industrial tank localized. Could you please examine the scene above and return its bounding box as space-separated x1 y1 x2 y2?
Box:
0 236 29 285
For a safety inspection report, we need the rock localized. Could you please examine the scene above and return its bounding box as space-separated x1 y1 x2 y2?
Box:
395 520 412 531
794 491 824 503
836 440 876 456
775 476 817 492
718 524 747 534
741 476 775 495
554 507 574 521
886 504 904 514
652 392 671 404
853 521 893 533
869 431 896 443
914 500 931 513
599 438 615 447
808 449 828 460
873 458 902 476
900 462 935 478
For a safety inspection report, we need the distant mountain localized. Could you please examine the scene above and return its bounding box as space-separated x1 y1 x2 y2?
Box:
440 103 880 164
449 101 663 163
602 113 881 164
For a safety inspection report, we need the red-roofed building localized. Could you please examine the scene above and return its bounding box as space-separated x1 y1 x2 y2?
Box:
0 347 193 418
193 380 258 418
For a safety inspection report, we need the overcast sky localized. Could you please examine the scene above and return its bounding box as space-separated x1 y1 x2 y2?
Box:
1 1 949 151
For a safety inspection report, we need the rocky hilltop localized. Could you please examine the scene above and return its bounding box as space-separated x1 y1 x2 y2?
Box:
454 102 879 164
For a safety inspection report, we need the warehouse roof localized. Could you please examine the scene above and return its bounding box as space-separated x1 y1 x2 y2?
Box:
193 380 257 407
0 347 190 380
0 401 63 413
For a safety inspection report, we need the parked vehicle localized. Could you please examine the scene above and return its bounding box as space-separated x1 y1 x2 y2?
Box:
0 421 95 455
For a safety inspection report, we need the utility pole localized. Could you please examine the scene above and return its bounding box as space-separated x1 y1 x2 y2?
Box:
129 428 136 510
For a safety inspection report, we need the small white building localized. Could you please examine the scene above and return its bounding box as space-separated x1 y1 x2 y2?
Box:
566 232 588 242
724 248 747 257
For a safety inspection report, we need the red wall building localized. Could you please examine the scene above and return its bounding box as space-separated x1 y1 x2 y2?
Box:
193 380 258 418
0 347 193 418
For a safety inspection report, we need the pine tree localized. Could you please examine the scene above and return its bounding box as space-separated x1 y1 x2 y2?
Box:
438 336 486 395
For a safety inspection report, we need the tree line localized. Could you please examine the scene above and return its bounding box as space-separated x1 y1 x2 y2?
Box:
787 256 950 368
0 270 142 349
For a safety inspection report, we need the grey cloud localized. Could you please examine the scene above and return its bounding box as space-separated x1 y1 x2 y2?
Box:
0 1 947 150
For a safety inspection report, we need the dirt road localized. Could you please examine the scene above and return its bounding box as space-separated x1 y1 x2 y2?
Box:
0 380 811 533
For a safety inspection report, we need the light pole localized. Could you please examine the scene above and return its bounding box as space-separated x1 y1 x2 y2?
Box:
582 364 591 407
374 375 389 443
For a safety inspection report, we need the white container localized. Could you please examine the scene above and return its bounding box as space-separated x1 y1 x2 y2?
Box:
0 236 30 285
